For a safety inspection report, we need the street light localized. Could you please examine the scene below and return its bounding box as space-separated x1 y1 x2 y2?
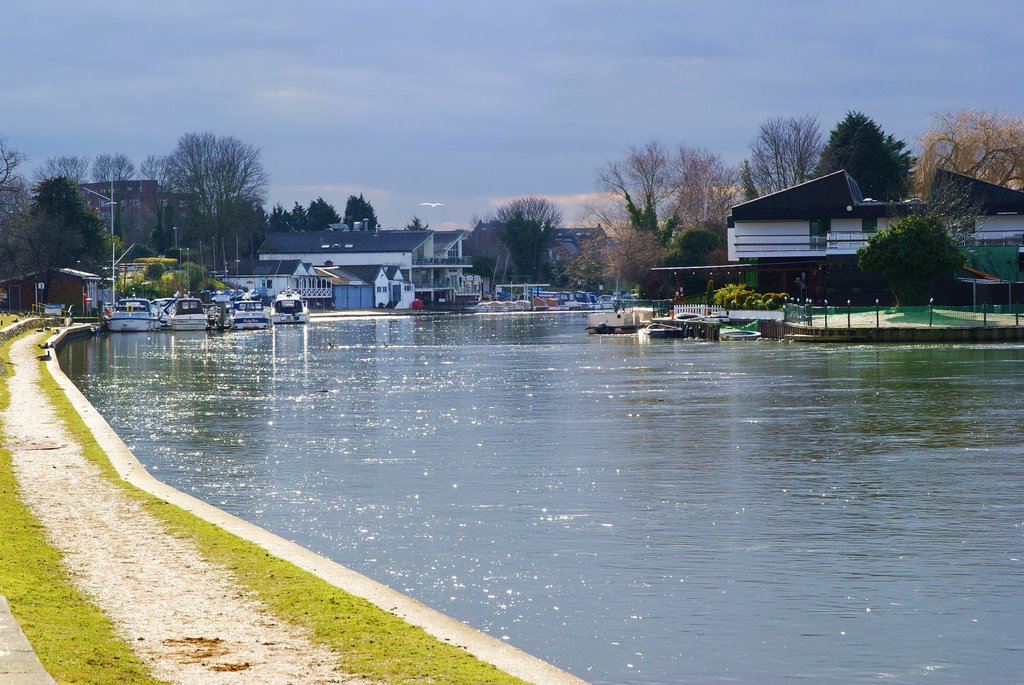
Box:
81 186 117 307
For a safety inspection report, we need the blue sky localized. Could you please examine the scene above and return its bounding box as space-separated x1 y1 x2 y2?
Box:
4 1 1022 230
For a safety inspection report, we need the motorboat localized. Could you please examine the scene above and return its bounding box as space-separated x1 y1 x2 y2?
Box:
271 289 310 324
637 322 684 339
167 296 209 331
151 297 176 327
107 297 158 332
231 297 272 330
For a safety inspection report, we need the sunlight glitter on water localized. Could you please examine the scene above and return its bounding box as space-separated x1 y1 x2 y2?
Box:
60 315 1024 685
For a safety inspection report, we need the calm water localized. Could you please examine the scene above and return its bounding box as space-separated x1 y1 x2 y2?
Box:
60 315 1024 684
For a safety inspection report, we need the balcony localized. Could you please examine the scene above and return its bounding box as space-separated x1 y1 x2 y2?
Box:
412 256 473 267
731 231 870 258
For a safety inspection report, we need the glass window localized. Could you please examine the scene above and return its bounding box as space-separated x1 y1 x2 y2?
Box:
862 217 877 232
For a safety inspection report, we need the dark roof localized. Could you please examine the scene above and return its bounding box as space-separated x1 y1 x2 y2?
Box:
259 230 431 255
235 259 306 276
728 170 922 225
930 169 1024 214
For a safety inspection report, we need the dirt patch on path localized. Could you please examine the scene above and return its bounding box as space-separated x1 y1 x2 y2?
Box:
4 333 369 685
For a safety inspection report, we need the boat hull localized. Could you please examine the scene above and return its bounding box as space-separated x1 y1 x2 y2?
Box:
169 315 208 331
107 317 158 332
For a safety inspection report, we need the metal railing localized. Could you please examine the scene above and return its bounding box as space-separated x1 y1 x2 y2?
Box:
785 302 1024 328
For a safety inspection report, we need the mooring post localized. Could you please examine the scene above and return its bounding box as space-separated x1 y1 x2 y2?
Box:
847 299 851 329
875 299 879 329
824 299 828 329
929 298 933 327
983 301 987 326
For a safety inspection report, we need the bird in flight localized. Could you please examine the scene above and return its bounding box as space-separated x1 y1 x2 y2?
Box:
419 202 445 207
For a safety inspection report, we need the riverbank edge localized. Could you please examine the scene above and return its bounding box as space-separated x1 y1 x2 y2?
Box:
39 323 588 685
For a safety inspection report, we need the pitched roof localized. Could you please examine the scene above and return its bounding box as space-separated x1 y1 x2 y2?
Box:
259 230 431 255
728 170 927 225
930 168 1024 214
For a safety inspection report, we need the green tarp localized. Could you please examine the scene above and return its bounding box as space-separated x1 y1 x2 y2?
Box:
960 245 1020 282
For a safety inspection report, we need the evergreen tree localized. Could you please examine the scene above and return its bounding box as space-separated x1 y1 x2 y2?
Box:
306 197 340 230
815 111 914 201
343 193 378 230
269 203 290 232
405 216 429 230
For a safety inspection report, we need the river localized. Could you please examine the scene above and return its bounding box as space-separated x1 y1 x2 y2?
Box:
59 313 1024 684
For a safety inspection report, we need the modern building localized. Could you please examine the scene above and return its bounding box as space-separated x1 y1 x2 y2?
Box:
81 180 185 247
721 169 1024 303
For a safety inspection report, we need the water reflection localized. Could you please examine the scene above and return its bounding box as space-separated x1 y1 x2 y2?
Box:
60 317 1024 684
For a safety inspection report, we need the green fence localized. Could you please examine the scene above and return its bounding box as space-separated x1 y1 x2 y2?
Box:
785 303 1024 328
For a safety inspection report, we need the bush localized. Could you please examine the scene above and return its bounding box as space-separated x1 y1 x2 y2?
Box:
712 284 787 310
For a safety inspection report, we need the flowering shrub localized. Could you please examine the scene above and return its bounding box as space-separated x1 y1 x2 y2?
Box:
713 284 787 310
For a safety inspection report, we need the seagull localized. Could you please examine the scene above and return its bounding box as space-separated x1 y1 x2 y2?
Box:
419 202 445 207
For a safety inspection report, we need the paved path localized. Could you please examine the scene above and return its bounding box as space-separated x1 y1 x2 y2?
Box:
0 596 56 685
4 327 589 685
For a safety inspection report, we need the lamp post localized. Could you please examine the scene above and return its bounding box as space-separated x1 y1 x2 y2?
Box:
82 186 117 306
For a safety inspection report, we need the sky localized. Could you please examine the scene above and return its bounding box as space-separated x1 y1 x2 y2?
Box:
4 1 1023 231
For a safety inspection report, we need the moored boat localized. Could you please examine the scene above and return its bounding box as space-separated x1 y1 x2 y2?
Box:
106 297 159 332
231 297 272 330
168 296 209 331
271 289 310 324
637 322 684 339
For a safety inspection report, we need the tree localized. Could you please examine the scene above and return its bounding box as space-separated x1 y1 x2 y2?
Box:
165 132 269 253
741 114 823 198
34 155 90 184
857 215 963 305
816 111 914 201
405 216 429 230
916 109 1024 196
669 145 740 235
495 196 563 282
139 155 170 187
306 197 340 230
92 154 136 184
593 141 676 241
343 194 378 229
11 177 106 290
0 136 27 216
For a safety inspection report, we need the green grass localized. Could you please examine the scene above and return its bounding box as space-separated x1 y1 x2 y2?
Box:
33 344 527 684
0 334 163 684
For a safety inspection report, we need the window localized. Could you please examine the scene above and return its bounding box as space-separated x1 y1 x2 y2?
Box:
809 219 830 249
862 217 877 232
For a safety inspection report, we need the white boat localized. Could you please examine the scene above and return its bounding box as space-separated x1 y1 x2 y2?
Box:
720 328 762 341
271 289 310 324
151 298 176 327
107 297 159 332
231 297 272 330
168 297 209 331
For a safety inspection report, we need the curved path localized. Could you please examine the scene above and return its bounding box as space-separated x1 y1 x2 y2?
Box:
5 332 364 684
8 328 588 685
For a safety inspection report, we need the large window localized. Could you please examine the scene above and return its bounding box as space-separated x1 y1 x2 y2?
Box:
862 217 877 232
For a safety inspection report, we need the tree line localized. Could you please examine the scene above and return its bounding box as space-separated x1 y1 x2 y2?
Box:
1 107 1022 297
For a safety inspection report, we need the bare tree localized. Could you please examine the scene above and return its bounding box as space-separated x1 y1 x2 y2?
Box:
92 153 136 184
593 141 676 236
668 145 740 235
916 109 1024 196
740 114 823 198
165 132 269 250
0 137 29 271
139 155 170 187
34 155 91 184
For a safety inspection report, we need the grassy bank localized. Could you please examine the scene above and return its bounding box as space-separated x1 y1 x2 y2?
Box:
33 343 526 684
0 333 162 684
